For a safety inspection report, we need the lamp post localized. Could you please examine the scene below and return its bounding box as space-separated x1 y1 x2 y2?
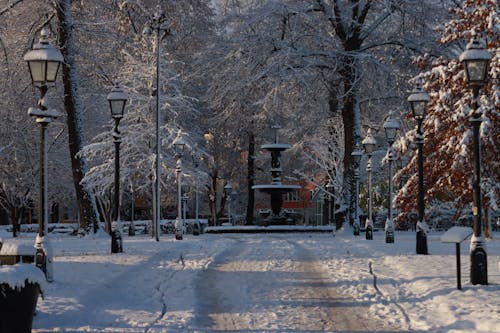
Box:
173 136 186 240
24 27 64 281
362 129 377 240
408 80 430 254
192 154 200 235
224 182 235 225
351 144 363 235
182 192 189 227
459 36 491 285
383 111 400 243
107 85 128 253
224 182 232 225
326 181 334 226
143 7 171 242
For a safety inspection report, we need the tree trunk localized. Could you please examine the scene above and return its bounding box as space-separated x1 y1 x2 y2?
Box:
56 0 99 233
246 130 255 225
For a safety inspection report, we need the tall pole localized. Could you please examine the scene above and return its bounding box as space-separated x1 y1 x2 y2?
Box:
195 161 199 226
113 119 121 225
154 23 161 242
326 183 333 226
470 85 487 284
228 194 232 225
385 146 395 243
111 118 123 253
175 157 183 240
30 85 58 282
144 7 169 241
353 167 360 235
416 119 428 254
25 27 64 282
37 118 49 271
366 157 373 240
459 36 490 285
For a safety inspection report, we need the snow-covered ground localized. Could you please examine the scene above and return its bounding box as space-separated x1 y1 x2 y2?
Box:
1 228 499 332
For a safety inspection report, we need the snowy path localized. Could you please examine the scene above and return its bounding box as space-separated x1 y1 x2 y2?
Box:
191 235 401 332
28 232 499 332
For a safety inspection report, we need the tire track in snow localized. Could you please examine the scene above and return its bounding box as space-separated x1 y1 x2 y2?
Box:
368 261 412 331
144 252 189 333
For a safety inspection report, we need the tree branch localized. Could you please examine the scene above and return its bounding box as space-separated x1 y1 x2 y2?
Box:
0 0 24 17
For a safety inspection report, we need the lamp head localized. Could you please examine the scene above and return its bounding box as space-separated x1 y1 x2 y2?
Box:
407 80 429 121
383 111 400 144
459 36 491 85
173 134 186 157
24 27 64 85
362 128 377 155
107 84 128 119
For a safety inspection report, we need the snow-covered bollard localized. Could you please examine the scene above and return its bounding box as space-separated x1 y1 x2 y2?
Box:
0 264 46 333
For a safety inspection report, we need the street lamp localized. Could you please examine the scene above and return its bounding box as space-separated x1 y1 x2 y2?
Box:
107 84 128 252
173 135 186 240
351 144 363 236
192 153 201 235
362 128 377 240
408 80 430 255
224 182 234 225
182 192 189 228
143 6 171 242
326 181 334 226
24 27 64 282
459 36 491 285
383 111 400 243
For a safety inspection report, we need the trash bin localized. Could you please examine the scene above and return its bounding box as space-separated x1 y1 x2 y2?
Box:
0 264 46 333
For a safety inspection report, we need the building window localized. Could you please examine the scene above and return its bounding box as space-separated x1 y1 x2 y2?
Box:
286 190 299 202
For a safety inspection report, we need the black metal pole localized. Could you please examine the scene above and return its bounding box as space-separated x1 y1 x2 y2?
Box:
456 243 461 290
35 85 49 278
154 25 161 242
353 168 360 235
111 118 123 253
416 119 428 254
113 121 121 224
38 121 47 239
470 86 487 285
366 157 373 240
386 147 395 243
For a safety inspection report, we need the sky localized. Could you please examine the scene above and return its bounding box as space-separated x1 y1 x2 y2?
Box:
1 226 499 332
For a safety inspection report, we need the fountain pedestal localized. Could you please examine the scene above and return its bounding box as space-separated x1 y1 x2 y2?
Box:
252 126 301 225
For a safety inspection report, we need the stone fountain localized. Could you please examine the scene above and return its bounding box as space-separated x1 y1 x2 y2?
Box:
252 125 301 225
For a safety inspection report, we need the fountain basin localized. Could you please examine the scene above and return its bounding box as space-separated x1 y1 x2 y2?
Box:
261 143 291 151
252 184 301 192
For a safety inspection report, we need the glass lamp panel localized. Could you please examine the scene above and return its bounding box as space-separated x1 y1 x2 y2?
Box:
46 61 61 82
465 60 488 83
28 60 46 84
351 150 363 164
411 101 426 120
363 142 375 154
110 100 125 117
385 127 397 142
174 142 185 155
